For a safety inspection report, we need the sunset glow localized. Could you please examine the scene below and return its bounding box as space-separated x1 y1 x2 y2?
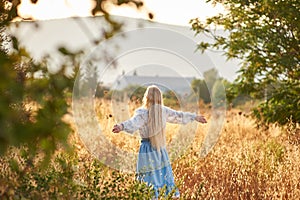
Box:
17 0 224 26
18 0 95 20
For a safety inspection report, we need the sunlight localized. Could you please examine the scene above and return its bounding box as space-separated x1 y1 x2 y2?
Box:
18 0 95 20
17 0 224 26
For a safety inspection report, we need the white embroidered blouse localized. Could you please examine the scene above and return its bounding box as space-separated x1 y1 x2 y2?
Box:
121 106 197 138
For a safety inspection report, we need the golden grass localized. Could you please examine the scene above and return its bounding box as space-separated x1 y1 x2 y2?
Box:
61 98 300 199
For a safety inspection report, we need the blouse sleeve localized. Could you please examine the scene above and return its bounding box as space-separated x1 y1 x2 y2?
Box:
164 106 197 124
120 109 147 134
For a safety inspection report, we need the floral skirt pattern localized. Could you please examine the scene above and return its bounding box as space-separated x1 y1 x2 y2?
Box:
136 139 180 198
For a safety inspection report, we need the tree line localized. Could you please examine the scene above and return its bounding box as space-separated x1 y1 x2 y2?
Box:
94 68 253 109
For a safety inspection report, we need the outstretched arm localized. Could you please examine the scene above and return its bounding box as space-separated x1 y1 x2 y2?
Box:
112 109 146 134
165 107 207 124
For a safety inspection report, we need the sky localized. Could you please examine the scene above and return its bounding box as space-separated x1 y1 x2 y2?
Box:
17 0 225 26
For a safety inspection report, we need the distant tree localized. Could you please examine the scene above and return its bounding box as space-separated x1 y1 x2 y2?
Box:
211 78 230 108
163 90 177 99
163 89 180 108
77 62 98 97
191 78 211 104
230 92 253 107
204 68 219 92
123 84 147 102
95 83 110 98
191 0 300 125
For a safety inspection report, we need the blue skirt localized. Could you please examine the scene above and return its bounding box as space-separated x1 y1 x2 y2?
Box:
137 139 180 198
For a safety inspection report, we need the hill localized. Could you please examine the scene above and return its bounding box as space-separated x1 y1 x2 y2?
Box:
8 15 241 85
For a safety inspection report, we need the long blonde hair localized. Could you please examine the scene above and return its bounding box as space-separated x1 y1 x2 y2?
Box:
143 85 165 151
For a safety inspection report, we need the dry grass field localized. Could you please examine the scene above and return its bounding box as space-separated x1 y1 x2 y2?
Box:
1 98 299 199
70 98 300 199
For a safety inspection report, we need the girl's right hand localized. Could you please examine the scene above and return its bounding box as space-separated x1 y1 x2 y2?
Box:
112 124 123 133
195 115 207 123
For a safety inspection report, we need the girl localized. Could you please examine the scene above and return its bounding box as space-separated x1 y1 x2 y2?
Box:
112 85 207 199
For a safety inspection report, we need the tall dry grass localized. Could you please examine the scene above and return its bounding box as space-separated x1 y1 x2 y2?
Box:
72 98 300 199
173 110 300 199
2 98 298 199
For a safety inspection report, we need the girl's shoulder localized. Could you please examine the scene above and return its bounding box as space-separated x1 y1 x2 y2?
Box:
135 107 148 115
135 106 170 113
162 106 170 110
162 106 173 112
135 106 173 113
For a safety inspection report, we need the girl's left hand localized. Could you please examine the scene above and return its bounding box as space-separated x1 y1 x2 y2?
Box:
112 124 123 133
